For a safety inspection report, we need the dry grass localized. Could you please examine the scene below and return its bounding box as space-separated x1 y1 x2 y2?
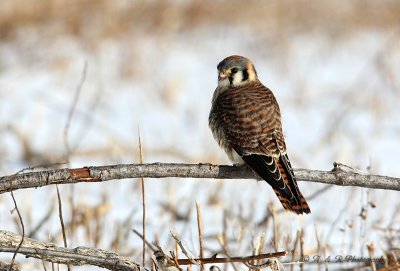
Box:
1 0 400 40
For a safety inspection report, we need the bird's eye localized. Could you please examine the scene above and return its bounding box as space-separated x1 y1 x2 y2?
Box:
231 67 238 74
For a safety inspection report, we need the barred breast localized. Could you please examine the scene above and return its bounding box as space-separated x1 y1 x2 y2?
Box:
209 81 285 157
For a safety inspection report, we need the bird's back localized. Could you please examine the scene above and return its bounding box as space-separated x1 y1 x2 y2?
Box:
209 80 311 214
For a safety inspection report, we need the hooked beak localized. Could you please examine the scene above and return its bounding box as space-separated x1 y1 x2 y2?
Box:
218 71 228 81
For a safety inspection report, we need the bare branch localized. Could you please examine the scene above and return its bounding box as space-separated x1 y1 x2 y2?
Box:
154 248 286 266
9 189 25 271
0 230 145 271
63 61 87 160
176 251 287 265
138 128 147 267
170 229 198 265
0 163 399 195
132 229 157 252
56 185 71 271
195 201 205 271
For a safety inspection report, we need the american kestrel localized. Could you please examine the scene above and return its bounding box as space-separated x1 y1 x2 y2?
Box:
209 55 311 214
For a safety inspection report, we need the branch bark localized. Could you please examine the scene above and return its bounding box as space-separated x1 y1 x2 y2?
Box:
0 163 399 194
0 230 145 271
0 230 287 271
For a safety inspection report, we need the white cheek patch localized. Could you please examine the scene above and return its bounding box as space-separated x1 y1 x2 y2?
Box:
231 71 254 87
232 73 245 86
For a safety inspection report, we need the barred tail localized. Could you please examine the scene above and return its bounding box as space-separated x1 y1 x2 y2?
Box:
238 150 311 215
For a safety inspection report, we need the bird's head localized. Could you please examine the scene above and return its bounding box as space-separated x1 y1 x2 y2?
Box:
217 55 258 88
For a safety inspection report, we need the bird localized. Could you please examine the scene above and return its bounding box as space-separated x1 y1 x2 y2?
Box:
209 55 311 214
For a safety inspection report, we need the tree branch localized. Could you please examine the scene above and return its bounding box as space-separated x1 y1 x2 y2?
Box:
0 230 145 271
0 163 399 194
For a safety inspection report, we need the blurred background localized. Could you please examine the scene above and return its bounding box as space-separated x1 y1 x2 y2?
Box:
0 0 400 270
